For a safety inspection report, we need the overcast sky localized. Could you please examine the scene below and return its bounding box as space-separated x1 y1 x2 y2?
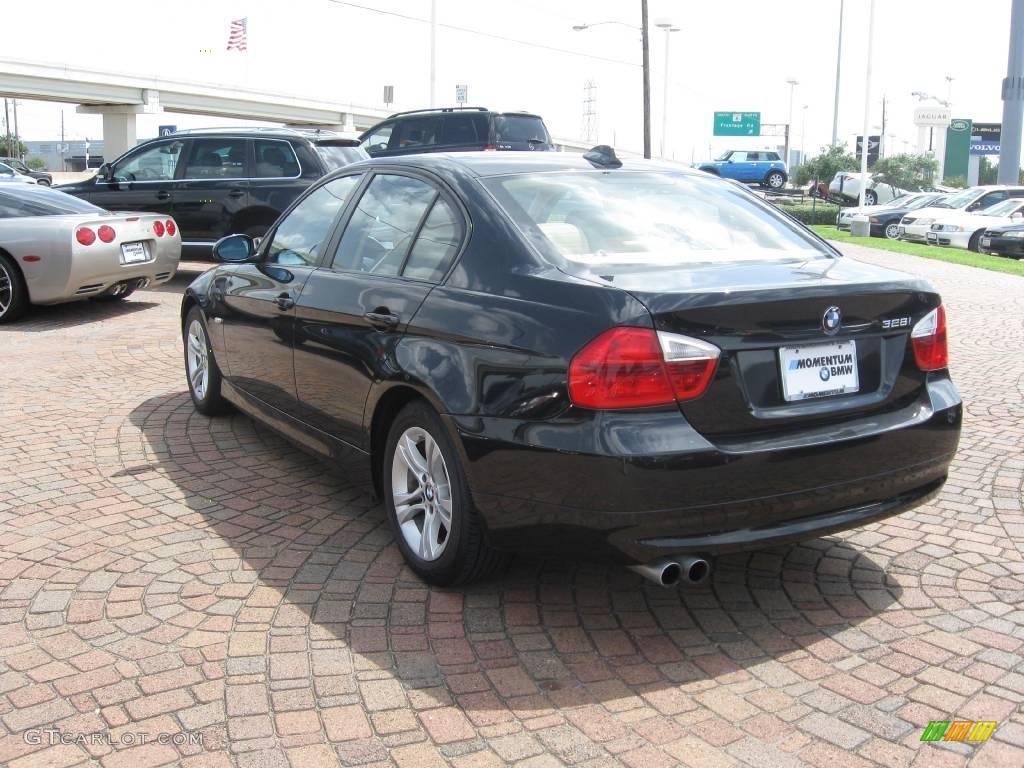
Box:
1 0 1017 163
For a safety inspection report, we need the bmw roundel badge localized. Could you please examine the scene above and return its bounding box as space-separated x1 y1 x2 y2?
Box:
822 306 841 335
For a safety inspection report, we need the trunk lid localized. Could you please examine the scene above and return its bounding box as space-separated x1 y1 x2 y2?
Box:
619 257 939 439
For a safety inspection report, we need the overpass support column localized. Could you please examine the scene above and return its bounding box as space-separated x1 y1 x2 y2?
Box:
76 104 145 162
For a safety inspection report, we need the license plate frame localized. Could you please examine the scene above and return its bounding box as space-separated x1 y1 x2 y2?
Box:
120 241 149 265
926 232 938 243
981 237 992 249
779 340 860 402
897 226 906 235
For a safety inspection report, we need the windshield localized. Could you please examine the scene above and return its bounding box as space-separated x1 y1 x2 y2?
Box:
934 188 983 209
0 185 104 216
714 151 732 161
494 115 550 144
316 144 368 171
980 199 1024 217
481 171 828 276
907 194 941 210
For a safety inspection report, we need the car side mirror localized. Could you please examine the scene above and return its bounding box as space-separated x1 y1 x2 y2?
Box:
95 163 111 181
212 234 256 263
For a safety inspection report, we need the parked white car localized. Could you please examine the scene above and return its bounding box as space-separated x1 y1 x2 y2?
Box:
927 198 1024 251
899 185 1024 243
829 172 908 206
835 192 933 230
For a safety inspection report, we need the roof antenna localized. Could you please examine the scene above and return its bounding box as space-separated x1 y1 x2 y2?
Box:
583 145 622 169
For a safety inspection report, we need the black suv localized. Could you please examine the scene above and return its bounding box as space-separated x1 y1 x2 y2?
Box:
359 107 552 157
0 157 52 186
57 128 367 252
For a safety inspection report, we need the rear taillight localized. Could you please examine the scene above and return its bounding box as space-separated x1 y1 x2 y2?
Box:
165 219 176 236
911 306 948 371
153 220 165 237
98 225 116 243
568 327 720 409
76 227 95 246
483 144 497 151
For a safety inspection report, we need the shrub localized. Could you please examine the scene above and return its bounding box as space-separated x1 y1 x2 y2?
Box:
773 202 841 226
26 157 46 170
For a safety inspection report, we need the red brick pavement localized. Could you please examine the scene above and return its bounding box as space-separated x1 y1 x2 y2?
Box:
0 249 1021 767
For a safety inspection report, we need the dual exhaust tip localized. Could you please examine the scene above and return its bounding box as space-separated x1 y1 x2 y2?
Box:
628 556 710 587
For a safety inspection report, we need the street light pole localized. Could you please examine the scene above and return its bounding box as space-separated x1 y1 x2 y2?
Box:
641 0 651 158
832 0 844 145
858 0 876 207
656 22 679 159
785 79 798 168
429 0 437 107
800 105 808 167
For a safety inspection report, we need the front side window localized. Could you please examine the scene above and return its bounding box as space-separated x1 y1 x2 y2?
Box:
254 140 300 178
112 141 183 182
482 171 826 277
331 174 437 275
265 174 362 266
729 152 747 162
361 123 394 156
182 139 247 179
0 163 15 177
395 117 442 150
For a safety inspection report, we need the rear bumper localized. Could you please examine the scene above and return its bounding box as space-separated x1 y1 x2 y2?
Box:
449 378 961 564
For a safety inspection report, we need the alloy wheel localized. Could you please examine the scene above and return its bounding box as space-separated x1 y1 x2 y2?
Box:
768 172 784 189
186 319 209 400
885 223 900 240
391 426 453 562
0 262 11 319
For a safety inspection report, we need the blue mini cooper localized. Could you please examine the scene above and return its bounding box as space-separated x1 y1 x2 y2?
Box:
696 150 788 189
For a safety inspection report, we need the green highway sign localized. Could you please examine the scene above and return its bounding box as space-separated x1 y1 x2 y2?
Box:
714 111 761 136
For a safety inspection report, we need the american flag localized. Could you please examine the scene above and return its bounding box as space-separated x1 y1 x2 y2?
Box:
227 18 248 51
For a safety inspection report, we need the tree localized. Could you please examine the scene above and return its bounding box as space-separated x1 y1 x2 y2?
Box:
978 157 998 185
794 145 858 187
0 137 27 158
27 157 46 170
871 154 939 191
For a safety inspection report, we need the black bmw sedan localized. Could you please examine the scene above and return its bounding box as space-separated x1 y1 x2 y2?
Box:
181 149 961 587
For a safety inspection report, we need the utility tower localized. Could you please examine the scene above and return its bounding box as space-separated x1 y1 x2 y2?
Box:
582 80 598 143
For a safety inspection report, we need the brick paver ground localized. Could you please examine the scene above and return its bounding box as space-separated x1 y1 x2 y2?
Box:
1 245 1022 767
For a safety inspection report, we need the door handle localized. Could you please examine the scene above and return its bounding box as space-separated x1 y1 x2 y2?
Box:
275 293 295 311
155 191 171 201
227 189 245 198
365 310 399 330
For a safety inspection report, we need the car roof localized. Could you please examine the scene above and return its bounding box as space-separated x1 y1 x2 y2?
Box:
155 126 341 141
384 107 543 120
340 151 698 179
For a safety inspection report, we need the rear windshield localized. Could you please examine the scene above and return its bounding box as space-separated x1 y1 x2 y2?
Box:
481 171 827 275
0 186 103 217
316 144 368 171
494 115 550 144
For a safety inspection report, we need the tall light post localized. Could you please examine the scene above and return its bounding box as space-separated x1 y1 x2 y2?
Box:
800 105 809 167
656 21 679 159
429 0 437 107
785 78 799 168
573 3 653 158
832 0 844 145
858 0 876 207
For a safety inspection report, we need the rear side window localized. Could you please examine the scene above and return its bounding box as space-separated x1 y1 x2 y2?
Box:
254 140 300 178
766 152 781 161
395 117 442 150
494 115 549 144
331 174 436 275
183 139 246 179
747 152 761 161
403 199 462 281
441 115 480 145
265 174 362 266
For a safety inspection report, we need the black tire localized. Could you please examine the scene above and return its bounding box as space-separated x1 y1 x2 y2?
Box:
183 306 231 416
765 170 786 190
0 252 30 324
383 401 508 586
89 285 137 302
968 230 984 253
864 190 878 206
884 222 901 240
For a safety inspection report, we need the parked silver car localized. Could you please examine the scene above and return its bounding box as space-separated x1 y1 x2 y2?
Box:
0 184 180 323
